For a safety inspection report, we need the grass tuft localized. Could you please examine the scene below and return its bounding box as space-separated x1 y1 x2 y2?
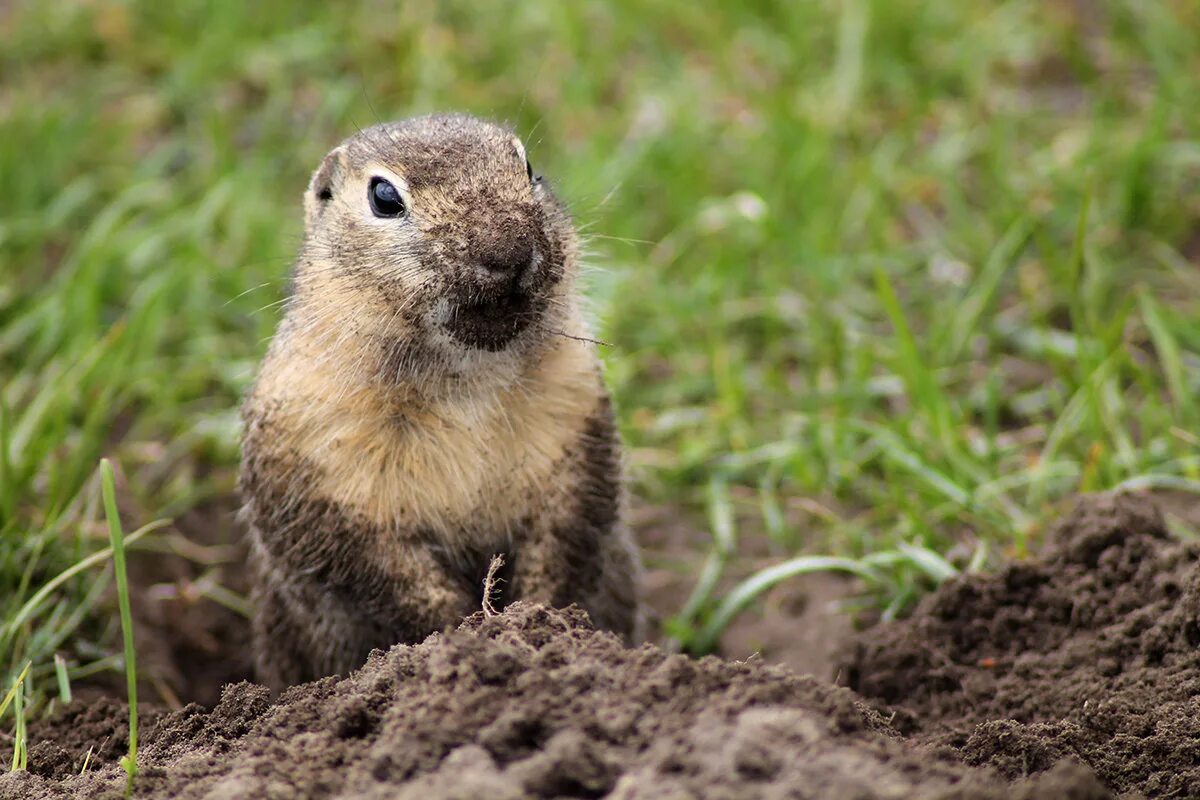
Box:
9 677 26 772
2 662 31 772
53 654 72 705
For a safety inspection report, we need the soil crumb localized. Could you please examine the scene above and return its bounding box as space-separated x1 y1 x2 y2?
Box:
3 604 1103 799
844 491 1200 798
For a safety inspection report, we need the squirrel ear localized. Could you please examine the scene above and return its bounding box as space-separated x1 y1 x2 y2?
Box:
304 146 346 229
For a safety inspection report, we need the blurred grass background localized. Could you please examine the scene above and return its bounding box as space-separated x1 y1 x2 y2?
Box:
2 0 1199 702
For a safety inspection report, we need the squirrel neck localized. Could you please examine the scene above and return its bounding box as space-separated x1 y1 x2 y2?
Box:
267 300 596 418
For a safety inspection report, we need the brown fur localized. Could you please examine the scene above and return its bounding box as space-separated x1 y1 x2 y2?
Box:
240 114 643 689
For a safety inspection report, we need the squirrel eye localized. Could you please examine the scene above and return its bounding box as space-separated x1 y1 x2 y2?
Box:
369 177 406 218
526 158 536 183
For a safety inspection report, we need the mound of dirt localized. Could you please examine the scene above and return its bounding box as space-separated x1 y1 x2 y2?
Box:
3 603 1105 800
4 491 1193 799
844 492 1200 797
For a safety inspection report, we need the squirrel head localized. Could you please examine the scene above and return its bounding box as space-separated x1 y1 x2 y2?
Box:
290 114 578 381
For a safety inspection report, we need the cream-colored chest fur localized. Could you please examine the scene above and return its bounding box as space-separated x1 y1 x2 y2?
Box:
251 331 600 548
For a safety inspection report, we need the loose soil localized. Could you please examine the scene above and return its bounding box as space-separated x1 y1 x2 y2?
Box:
1 491 1194 798
842 491 1200 797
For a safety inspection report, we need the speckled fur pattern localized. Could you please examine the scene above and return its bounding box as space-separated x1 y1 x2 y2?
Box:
239 114 643 690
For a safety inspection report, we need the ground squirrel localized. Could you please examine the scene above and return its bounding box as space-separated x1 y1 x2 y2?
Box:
239 113 644 689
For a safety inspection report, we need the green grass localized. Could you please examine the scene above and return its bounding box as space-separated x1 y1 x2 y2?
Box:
2 0 1199 705
100 460 138 784
1 662 30 771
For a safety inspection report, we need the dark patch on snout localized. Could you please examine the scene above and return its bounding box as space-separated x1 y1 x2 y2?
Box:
444 282 542 352
479 232 534 277
442 208 559 352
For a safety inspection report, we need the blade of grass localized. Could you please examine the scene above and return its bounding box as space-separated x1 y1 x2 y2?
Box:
0 662 31 721
944 216 1032 363
895 542 959 583
690 556 881 654
874 268 952 445
100 459 137 784
1030 351 1123 506
873 268 986 488
677 476 738 626
1139 290 1195 427
53 654 71 704
5 518 168 638
196 580 252 619
67 655 125 682
10 676 26 771
1113 474 1200 495
0 400 13 522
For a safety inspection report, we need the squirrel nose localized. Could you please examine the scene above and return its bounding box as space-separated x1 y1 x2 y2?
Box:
479 236 534 277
